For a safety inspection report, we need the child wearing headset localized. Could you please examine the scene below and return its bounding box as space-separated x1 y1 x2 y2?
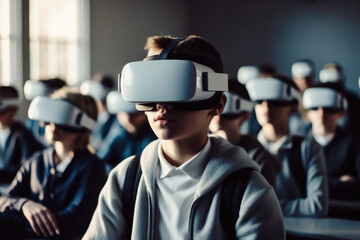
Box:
83 35 285 239
247 74 328 217
304 82 360 202
209 77 281 187
0 86 43 193
0 87 107 239
96 91 157 173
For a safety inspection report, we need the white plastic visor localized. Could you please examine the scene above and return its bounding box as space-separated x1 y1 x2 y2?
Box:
106 91 138 114
246 78 300 103
28 96 96 131
302 87 347 111
120 60 228 103
319 68 342 83
80 80 109 100
24 80 52 100
237 66 260 84
222 92 253 114
291 62 313 78
0 98 20 111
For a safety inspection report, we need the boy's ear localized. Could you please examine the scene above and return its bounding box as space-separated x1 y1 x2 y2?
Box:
209 93 227 116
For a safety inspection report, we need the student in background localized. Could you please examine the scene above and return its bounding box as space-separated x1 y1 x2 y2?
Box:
209 77 281 187
0 87 107 239
289 59 315 136
80 73 117 152
246 74 328 217
24 78 67 146
319 62 360 135
83 35 284 239
303 82 360 201
96 91 157 173
0 86 43 193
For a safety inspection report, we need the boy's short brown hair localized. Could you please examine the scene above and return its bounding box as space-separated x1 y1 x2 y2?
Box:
144 35 224 73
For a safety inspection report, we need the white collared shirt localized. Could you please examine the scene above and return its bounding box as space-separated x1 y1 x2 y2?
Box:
257 130 289 154
154 139 211 240
313 133 335 146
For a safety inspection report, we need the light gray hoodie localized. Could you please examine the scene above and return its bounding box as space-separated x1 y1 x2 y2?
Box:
83 136 285 240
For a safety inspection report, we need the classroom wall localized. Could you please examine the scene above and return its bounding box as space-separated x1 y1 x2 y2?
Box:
90 0 360 94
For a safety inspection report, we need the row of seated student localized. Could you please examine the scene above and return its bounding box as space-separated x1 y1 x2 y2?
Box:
0 36 359 238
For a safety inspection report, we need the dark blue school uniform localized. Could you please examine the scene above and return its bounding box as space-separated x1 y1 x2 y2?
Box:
0 121 43 185
310 127 360 200
0 147 107 239
97 121 157 172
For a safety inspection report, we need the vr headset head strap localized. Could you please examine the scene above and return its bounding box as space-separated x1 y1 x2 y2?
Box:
157 38 186 60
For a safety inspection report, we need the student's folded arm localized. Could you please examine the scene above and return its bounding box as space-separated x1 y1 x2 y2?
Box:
0 160 32 213
281 141 328 217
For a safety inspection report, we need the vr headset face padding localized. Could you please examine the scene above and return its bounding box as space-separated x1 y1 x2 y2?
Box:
302 87 347 111
28 96 97 131
24 80 52 100
245 78 301 104
222 92 253 115
106 91 138 114
120 60 228 111
291 62 313 78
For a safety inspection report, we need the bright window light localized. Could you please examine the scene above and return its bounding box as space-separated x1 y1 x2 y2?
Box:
29 0 90 86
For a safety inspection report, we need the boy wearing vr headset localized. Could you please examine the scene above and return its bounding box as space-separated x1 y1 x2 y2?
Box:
0 86 43 193
83 35 285 239
0 87 107 239
96 91 157 173
246 74 328 217
209 77 281 187
24 78 67 146
303 82 360 202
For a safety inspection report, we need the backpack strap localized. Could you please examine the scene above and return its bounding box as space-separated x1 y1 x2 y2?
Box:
220 168 253 240
123 154 142 238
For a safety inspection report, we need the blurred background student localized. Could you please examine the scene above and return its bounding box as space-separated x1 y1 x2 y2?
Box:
303 83 360 202
0 86 43 193
0 87 107 239
246 74 328 217
24 78 67 146
80 73 117 152
288 59 316 136
209 77 281 187
319 62 360 135
96 91 157 173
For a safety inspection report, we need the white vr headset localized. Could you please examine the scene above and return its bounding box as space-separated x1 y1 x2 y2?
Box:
24 80 52 100
319 68 342 83
106 91 138 114
80 80 110 101
291 62 313 78
120 59 228 110
302 87 347 111
246 78 301 103
237 66 260 84
28 96 96 131
0 98 20 111
222 92 253 115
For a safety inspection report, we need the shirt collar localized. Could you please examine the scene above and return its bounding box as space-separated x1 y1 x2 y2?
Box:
313 133 335 146
257 130 289 154
158 138 211 180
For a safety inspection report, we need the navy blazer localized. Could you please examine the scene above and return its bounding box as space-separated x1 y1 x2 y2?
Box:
0 121 43 184
0 147 107 239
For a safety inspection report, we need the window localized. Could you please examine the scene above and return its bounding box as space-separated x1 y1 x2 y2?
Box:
0 0 22 89
29 0 90 85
